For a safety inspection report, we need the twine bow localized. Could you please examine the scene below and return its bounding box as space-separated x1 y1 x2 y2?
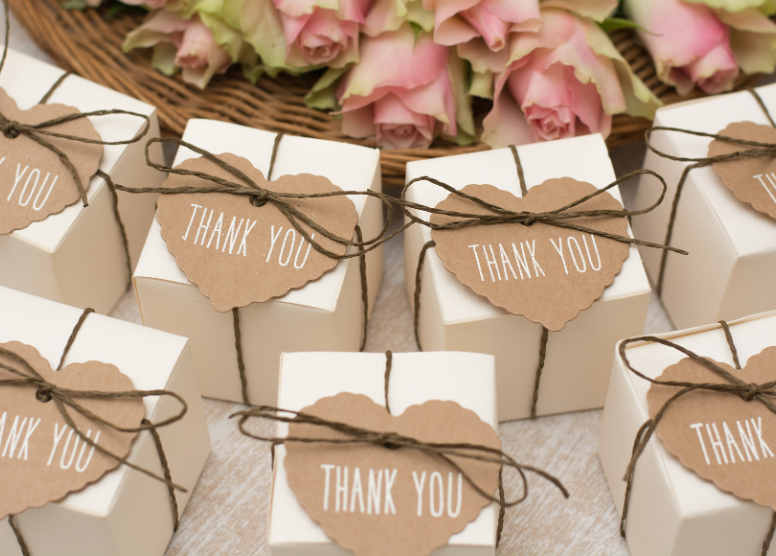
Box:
114 137 401 260
398 168 688 255
231 404 570 519
618 323 776 556
0 345 189 492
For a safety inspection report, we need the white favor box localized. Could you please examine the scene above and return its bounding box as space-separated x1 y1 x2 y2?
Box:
404 134 651 421
632 83 776 330
0 286 211 556
134 119 384 405
269 351 499 555
599 311 776 556
0 48 164 314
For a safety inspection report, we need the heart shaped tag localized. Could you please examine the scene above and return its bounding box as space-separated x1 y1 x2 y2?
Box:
284 393 502 556
0 87 103 234
0 341 145 519
709 121 776 221
156 153 359 312
647 346 776 510
430 178 631 331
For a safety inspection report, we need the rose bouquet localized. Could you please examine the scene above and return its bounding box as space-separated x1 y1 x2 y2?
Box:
65 0 776 149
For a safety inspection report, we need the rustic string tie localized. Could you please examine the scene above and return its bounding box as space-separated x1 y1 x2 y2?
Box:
618 322 776 556
399 169 686 253
646 88 776 295
230 350 569 547
113 135 403 404
114 136 398 260
401 165 688 418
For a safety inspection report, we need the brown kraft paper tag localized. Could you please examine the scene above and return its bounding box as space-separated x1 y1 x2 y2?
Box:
0 341 145 519
647 346 776 510
156 153 359 312
284 393 502 556
709 121 776 220
430 178 630 331
0 88 103 234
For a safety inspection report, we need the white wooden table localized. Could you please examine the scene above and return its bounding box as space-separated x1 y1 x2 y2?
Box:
6 10 683 554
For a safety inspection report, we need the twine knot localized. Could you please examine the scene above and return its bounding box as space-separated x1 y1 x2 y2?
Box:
521 214 538 226
35 384 54 403
250 189 271 208
2 119 21 139
743 383 760 402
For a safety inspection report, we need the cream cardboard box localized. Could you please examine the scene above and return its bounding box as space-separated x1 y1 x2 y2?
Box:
599 311 776 556
0 47 164 314
0 286 211 556
134 120 384 405
269 351 499 556
632 83 776 330
403 134 651 421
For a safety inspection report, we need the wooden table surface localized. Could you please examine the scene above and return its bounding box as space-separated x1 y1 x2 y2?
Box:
6 10 680 554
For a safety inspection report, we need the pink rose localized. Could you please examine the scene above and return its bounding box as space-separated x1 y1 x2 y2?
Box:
123 11 232 89
423 0 541 51
274 0 374 67
477 8 659 147
624 0 738 95
337 23 472 149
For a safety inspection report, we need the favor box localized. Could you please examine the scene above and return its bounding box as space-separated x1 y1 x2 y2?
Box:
269 351 499 555
0 47 165 314
632 83 776 329
134 119 384 405
0 286 211 556
404 134 651 421
599 311 776 556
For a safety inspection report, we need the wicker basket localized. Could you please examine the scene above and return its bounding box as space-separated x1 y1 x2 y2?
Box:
10 0 762 188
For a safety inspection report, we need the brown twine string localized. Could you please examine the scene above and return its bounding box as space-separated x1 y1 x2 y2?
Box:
234 350 567 547
512 146 549 421
617 322 776 555
56 307 94 371
8 514 29 556
229 132 289 407
143 417 181 531
38 71 71 105
3 307 187 554
232 307 249 406
649 88 776 296
509 145 528 197
530 326 549 419
356 225 369 351
405 150 683 418
383 349 392 414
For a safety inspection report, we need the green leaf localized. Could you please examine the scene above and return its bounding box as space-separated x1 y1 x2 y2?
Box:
304 66 347 111
410 21 423 47
598 17 650 34
60 0 89 9
104 1 148 21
